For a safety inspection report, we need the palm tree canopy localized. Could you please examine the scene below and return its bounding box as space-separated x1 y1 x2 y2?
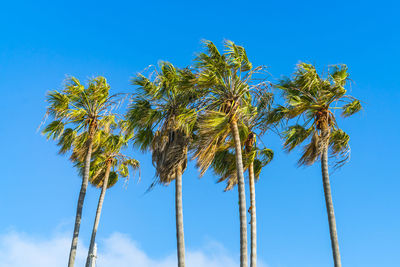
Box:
126 62 197 185
212 145 273 191
42 76 118 158
192 40 268 176
84 130 139 189
269 62 362 167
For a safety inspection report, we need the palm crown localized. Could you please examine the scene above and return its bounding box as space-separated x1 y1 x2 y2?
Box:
126 62 196 185
86 131 139 189
43 76 117 155
192 40 266 175
270 62 362 166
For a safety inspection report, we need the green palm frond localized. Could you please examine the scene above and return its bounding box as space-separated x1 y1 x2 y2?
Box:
176 108 197 136
98 115 117 132
329 64 349 87
118 163 129 177
224 40 252 71
43 120 65 140
193 110 231 176
329 129 350 155
67 108 87 123
212 149 238 191
265 105 290 125
133 127 154 152
46 91 70 118
57 128 77 154
342 99 362 117
107 171 119 188
132 74 158 96
126 99 162 131
283 125 313 152
258 148 274 166
329 129 350 167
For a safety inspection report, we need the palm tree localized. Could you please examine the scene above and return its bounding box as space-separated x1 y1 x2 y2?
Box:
211 132 273 267
269 63 362 267
193 40 266 267
42 77 117 267
83 130 139 267
126 62 197 267
214 140 273 266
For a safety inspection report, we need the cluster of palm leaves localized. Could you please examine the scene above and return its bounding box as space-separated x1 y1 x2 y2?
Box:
43 40 362 267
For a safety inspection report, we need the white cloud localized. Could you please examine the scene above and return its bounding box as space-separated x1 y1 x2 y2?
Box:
0 231 85 267
0 231 268 267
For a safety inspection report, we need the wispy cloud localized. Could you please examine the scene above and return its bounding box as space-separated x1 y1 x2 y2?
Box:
0 231 268 267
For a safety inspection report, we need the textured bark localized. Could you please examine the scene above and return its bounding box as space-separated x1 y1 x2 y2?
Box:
321 142 342 267
248 161 257 267
85 161 112 267
230 121 248 267
175 167 185 267
68 137 94 267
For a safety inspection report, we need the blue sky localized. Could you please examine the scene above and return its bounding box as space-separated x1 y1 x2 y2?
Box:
1 0 399 266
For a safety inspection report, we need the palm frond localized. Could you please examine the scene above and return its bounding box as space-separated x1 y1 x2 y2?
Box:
42 120 65 140
57 128 77 154
283 125 313 152
329 129 350 168
342 99 362 117
193 110 231 176
298 132 321 166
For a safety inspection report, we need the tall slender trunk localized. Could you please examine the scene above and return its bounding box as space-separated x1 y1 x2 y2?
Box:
85 161 112 267
230 120 248 267
68 136 94 267
175 166 185 267
321 142 342 267
248 161 257 267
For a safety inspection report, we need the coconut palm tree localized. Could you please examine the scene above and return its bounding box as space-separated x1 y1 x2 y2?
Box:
269 63 362 267
193 40 267 267
42 77 117 267
83 130 139 267
126 62 197 267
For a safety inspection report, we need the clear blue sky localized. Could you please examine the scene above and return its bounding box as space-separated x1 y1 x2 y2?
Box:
1 0 399 266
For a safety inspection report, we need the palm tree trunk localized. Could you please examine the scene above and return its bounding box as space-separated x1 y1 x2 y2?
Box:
68 137 93 267
321 145 342 267
230 120 248 267
248 161 257 267
85 161 112 267
175 166 185 267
